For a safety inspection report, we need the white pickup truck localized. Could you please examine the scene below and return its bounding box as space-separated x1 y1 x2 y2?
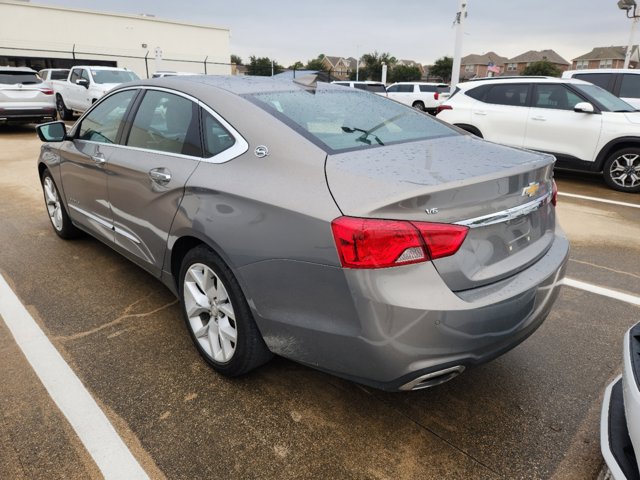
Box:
52 66 139 119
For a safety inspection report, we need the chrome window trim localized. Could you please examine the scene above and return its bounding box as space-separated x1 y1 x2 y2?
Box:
455 192 552 229
72 85 248 164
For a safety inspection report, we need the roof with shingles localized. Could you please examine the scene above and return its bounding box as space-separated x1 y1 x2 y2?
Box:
507 49 570 65
572 46 637 61
461 51 508 66
322 56 345 68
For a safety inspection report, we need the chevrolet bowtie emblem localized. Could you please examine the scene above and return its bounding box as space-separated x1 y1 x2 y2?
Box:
522 182 540 198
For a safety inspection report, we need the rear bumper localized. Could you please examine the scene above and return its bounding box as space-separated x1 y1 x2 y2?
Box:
244 229 569 391
0 106 56 122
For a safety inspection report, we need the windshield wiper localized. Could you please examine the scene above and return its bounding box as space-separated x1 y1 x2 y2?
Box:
341 126 384 145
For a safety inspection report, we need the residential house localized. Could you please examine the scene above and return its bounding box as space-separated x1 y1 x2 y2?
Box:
320 55 351 79
504 49 570 75
460 51 508 79
396 59 425 76
571 46 639 70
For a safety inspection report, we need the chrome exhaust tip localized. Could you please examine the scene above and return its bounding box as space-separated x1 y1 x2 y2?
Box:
400 365 465 391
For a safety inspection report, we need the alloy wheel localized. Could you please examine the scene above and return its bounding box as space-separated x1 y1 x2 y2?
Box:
43 176 63 231
609 153 640 189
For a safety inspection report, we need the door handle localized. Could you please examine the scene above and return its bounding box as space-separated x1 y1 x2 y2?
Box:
91 152 106 166
149 168 171 185
531 116 546 121
473 111 487 116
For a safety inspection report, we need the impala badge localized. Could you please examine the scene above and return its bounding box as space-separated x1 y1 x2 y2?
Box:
522 182 540 198
425 208 439 215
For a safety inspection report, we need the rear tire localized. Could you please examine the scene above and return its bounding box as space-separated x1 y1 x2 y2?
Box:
412 101 426 111
179 246 272 377
41 170 81 239
603 148 640 193
56 95 73 120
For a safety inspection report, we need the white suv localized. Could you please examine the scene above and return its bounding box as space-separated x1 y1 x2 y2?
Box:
437 77 640 192
386 82 450 114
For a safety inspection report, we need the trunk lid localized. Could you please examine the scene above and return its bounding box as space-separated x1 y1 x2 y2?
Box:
325 135 556 291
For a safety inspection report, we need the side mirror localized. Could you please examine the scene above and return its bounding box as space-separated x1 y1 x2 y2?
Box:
574 102 595 113
36 121 68 142
76 78 89 88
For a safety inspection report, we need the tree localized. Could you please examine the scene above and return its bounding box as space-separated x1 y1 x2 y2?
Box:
230 54 243 65
521 60 561 77
246 56 284 76
429 56 453 82
305 54 328 72
389 65 422 83
289 61 304 70
351 51 397 81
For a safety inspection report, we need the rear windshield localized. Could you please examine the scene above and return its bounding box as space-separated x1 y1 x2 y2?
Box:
91 70 140 84
0 72 41 85
248 87 456 152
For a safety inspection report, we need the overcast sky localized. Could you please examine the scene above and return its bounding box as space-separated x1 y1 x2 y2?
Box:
32 0 631 66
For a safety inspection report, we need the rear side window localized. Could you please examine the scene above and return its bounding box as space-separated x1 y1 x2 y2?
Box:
572 73 612 90
394 84 414 93
465 84 490 101
51 70 69 80
0 71 41 85
126 90 201 156
78 90 137 144
202 110 235 157
620 74 640 99
484 84 529 107
419 85 437 92
364 84 386 93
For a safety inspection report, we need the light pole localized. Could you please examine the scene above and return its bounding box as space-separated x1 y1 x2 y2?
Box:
450 0 468 92
619 0 639 68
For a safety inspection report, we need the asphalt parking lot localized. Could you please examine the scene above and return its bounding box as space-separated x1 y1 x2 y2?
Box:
0 123 639 480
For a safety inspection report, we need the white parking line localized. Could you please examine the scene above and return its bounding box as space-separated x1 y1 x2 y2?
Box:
0 274 149 480
558 192 640 209
563 277 640 307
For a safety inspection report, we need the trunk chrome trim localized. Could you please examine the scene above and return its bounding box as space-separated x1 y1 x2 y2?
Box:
455 192 552 229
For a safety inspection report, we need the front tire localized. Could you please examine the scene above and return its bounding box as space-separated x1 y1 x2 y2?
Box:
412 101 426 111
41 170 81 239
179 246 272 377
603 148 640 193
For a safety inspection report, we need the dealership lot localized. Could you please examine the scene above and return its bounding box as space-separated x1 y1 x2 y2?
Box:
0 125 638 479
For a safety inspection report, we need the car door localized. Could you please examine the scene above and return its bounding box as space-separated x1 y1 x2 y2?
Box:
524 83 602 162
106 89 204 275
471 83 530 147
66 68 86 110
57 89 138 243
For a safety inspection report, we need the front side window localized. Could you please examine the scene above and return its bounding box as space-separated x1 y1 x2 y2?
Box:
78 89 137 143
532 84 583 110
126 90 201 156
484 84 529 107
620 74 640 99
70 69 82 83
249 87 455 153
80 69 90 83
395 84 414 93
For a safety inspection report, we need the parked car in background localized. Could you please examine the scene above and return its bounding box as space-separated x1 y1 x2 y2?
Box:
35 77 567 391
330 80 387 96
38 68 70 87
53 65 139 119
152 71 199 78
0 66 56 125
562 68 640 110
437 77 640 193
601 322 640 480
386 82 450 114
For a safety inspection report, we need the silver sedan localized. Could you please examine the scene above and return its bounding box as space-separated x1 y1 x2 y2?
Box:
35 76 569 391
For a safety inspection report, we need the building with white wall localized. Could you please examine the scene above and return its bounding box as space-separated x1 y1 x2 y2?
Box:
0 0 231 78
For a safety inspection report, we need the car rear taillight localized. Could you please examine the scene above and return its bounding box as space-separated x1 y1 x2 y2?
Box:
436 105 452 114
434 92 439 100
39 88 54 95
331 216 468 269
551 179 558 207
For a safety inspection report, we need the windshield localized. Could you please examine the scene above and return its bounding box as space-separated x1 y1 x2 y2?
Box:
573 83 636 112
249 87 456 152
0 72 41 85
91 70 140 84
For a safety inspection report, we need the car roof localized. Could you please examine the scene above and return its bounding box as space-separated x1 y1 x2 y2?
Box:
0 66 37 73
563 68 640 75
456 76 592 90
390 82 448 86
72 66 131 71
